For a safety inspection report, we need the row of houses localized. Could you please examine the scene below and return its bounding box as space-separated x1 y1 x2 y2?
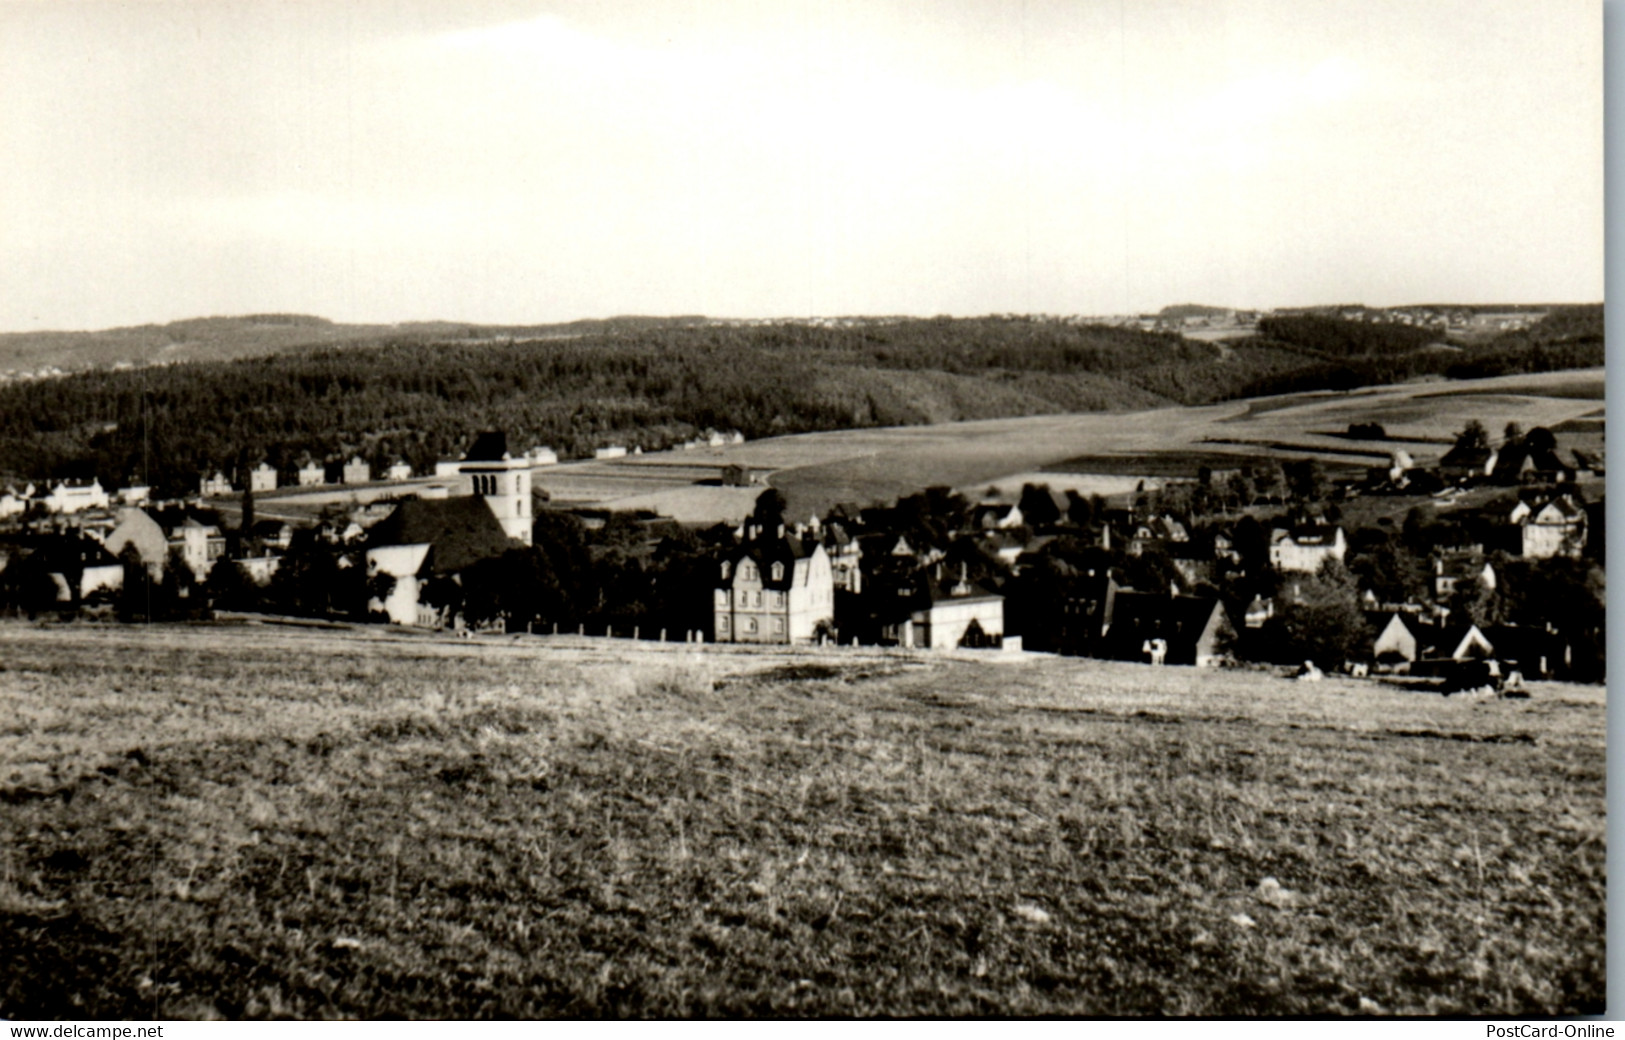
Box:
0 480 150 518
199 457 414 498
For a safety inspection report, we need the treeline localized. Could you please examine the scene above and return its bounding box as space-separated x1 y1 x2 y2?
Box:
0 311 1603 496
1232 306 1605 400
1256 315 1444 356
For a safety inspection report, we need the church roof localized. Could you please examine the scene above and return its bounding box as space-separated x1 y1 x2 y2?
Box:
365 497 515 574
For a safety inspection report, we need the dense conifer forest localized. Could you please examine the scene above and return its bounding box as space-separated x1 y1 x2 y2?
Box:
0 308 1602 496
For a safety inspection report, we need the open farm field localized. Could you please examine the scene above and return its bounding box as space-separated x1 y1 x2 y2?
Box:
0 623 1604 1018
239 368 1605 525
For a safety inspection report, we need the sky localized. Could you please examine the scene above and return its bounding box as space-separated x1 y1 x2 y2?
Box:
0 0 1603 331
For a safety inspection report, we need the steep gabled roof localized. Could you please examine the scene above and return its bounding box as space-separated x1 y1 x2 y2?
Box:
719 534 822 590
366 497 515 574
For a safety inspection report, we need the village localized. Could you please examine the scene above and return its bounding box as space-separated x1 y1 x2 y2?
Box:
0 407 1604 689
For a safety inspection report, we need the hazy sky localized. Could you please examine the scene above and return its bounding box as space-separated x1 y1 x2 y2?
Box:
0 0 1602 330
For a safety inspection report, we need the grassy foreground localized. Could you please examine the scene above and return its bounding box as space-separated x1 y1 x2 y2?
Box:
0 622 1605 1018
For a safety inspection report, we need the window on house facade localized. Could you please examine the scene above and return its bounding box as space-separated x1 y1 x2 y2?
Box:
718 616 729 632
746 618 757 633
774 617 785 634
740 560 756 581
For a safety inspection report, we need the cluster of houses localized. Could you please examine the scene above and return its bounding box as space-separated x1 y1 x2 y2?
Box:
0 417 1602 683
0 501 242 606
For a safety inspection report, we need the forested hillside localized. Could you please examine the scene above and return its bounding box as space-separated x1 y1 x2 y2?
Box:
0 310 1603 496
1232 305 1604 399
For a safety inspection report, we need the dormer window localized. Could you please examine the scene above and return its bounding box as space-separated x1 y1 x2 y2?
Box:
720 560 731 580
740 560 757 581
770 561 785 582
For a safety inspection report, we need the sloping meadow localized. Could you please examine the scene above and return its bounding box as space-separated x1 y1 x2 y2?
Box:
0 624 1604 1017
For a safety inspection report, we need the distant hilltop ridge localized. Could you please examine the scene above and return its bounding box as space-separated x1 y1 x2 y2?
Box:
0 304 1596 383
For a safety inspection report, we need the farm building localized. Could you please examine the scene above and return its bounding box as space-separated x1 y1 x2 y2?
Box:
595 446 628 460
0 489 26 519
296 461 325 487
526 447 559 465
117 485 151 505
712 530 835 645
721 464 758 487
249 463 278 493
385 461 412 482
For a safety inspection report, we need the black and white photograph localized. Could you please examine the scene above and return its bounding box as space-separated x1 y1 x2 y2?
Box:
0 0 1606 1021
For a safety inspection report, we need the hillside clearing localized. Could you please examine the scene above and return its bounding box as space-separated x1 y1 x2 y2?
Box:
0 623 1604 1018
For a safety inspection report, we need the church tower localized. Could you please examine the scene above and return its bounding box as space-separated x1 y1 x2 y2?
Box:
458 431 532 547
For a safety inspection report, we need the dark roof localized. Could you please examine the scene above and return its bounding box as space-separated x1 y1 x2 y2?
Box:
1276 524 1342 544
463 431 511 462
922 575 1002 605
1102 593 1228 659
1493 443 1572 479
31 534 119 574
720 534 818 590
1421 622 1491 659
366 497 517 574
1439 444 1495 468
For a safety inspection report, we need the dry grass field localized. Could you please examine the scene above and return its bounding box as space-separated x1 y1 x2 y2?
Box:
0 622 1604 1018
